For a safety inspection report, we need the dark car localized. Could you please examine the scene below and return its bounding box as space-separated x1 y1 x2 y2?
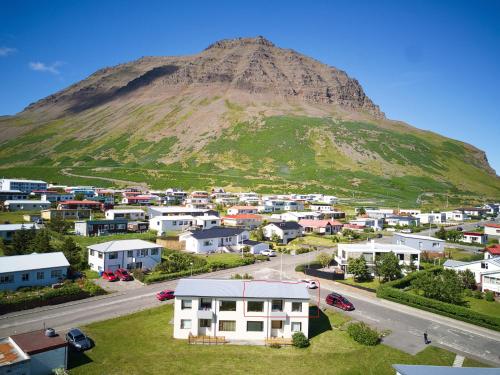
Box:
66 328 92 351
114 268 133 281
326 292 355 311
457 227 463 231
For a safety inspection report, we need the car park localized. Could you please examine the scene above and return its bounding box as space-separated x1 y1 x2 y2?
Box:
326 292 354 311
156 289 175 301
66 328 92 351
261 250 277 257
114 268 133 281
102 270 118 282
300 279 319 289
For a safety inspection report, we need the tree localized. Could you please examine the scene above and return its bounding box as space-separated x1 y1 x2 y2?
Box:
46 216 71 234
446 230 463 243
28 229 53 253
60 237 82 270
271 233 281 244
348 257 370 282
316 253 332 269
251 227 264 241
404 257 418 273
11 225 37 255
358 207 366 215
412 269 464 305
435 226 447 240
458 269 476 290
375 252 402 282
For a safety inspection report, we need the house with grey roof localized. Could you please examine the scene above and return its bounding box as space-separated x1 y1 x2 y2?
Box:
87 239 163 272
392 233 445 253
444 257 500 294
173 278 310 341
179 227 250 253
263 221 304 244
0 252 69 291
0 223 40 242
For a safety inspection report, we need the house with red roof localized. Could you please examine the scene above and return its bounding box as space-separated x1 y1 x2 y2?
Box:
57 200 104 211
462 231 488 245
298 219 343 235
485 223 500 237
484 244 500 260
222 214 263 229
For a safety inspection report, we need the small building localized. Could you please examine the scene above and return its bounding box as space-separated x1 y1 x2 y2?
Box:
40 192 74 203
0 190 28 202
392 233 445 253
457 207 489 218
241 239 269 254
280 211 322 222
147 206 218 219
180 227 249 253
385 215 420 227
336 241 420 278
105 209 146 221
416 212 446 225
121 195 160 205
150 215 197 235
298 219 343 235
4 200 51 212
0 329 68 375
462 232 488 245
0 178 48 193
484 223 500 237
222 214 263 229
127 221 149 233
263 222 303 244
41 208 91 221
348 217 384 231
0 223 40 242
195 215 221 230
484 244 500 260
444 257 500 294
227 206 259 216
74 219 128 236
0 252 70 291
443 210 468 221
308 203 333 212
58 200 104 211
87 239 163 272
173 278 309 341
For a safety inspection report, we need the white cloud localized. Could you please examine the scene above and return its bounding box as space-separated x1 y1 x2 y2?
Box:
0 47 16 57
29 61 64 75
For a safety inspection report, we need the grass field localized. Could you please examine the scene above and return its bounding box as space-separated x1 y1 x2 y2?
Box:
445 248 483 262
71 231 157 248
0 210 38 224
465 296 500 316
67 304 486 375
337 277 381 291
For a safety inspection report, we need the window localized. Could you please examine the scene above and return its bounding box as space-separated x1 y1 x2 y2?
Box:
291 302 302 312
180 320 191 329
199 319 211 328
291 322 302 332
432 243 440 248
397 253 404 261
90 250 95 256
220 300 236 311
173 221 177 226
36 271 44 280
271 299 283 312
0 275 13 284
271 320 283 329
181 300 192 310
139 249 148 257
247 301 264 312
51 270 62 278
98 252 103 259
127 250 133 258
411 254 418 262
117 224 126 229
247 321 264 332
151 248 159 256
21 273 29 281
109 252 118 260
200 298 212 310
110 224 115 230
203 240 212 246
218 320 236 331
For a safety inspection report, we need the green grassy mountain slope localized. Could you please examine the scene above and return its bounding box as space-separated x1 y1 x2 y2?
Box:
0 37 498 206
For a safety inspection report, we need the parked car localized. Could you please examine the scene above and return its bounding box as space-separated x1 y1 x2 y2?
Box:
114 268 133 281
156 289 175 301
400 229 412 233
102 271 118 282
457 227 463 231
66 328 92 351
375 233 383 238
261 250 277 257
300 279 318 289
326 292 354 311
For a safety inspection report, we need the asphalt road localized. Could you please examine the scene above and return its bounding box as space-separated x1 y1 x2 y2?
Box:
1 250 500 366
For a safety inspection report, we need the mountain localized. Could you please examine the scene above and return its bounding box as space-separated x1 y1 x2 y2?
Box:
0 36 498 206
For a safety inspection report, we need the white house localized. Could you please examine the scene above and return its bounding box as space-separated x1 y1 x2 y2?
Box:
399 209 422 216
416 212 446 225
105 209 145 221
443 210 468 221
336 241 421 277
0 252 70 291
237 192 260 204
0 223 40 242
40 192 74 203
4 200 51 212
348 217 384 231
308 203 333 212
263 222 303 244
385 216 420 227
0 178 48 193
179 227 250 253
444 257 500 294
365 208 394 219
147 206 218 219
462 232 488 245
298 219 343 235
149 215 220 235
392 233 445 253
195 215 221 230
484 223 500 237
227 206 259 215
87 239 163 272
222 214 263 229
173 278 309 341
280 211 322 222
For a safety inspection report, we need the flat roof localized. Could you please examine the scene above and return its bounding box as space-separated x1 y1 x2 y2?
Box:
1 178 47 183
338 242 420 253
4 200 50 204
0 252 69 273
106 209 145 213
394 233 445 242
393 364 500 375
153 215 195 221
0 337 28 366
0 223 40 232
175 279 310 300
10 330 67 355
88 239 162 252
150 206 210 212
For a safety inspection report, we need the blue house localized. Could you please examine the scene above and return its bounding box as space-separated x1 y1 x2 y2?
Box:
0 252 70 291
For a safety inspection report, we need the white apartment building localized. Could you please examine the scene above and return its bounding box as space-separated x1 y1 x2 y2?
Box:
336 241 421 277
443 210 469 221
4 200 51 212
87 239 163 272
105 209 146 221
416 212 446 225
0 178 48 193
149 215 220 235
173 278 310 341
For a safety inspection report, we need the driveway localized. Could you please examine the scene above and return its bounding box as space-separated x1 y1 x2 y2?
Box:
94 278 144 293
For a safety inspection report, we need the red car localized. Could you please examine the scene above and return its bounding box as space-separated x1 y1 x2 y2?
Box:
156 290 175 301
114 268 133 281
326 292 354 311
102 271 118 282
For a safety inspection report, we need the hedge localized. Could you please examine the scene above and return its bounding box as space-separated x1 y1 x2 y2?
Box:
295 261 322 273
377 283 500 332
347 322 380 346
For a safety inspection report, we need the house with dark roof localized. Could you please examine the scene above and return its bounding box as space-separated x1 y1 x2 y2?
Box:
179 227 250 253
263 221 303 244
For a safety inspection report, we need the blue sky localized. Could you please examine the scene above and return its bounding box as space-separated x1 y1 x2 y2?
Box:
1 0 499 173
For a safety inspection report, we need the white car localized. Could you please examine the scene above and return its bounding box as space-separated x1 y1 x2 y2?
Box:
261 250 277 257
400 229 412 233
300 279 318 289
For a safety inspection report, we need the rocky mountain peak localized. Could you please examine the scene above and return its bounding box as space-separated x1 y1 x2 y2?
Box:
205 36 275 50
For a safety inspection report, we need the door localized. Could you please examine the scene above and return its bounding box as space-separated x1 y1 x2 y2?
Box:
198 319 212 336
271 320 283 337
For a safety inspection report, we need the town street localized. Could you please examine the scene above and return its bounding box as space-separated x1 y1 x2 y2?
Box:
1 250 500 365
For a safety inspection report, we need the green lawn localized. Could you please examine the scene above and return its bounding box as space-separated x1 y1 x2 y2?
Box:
337 277 381 291
68 304 486 375
289 235 337 248
445 248 483 262
71 231 157 248
465 296 500 316
0 210 39 224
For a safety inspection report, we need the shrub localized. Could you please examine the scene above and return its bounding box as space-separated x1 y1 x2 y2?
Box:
464 288 473 297
269 343 281 349
485 291 495 302
295 261 322 272
295 247 311 255
132 269 145 282
346 322 380 346
292 332 310 348
473 290 483 299
254 255 269 262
